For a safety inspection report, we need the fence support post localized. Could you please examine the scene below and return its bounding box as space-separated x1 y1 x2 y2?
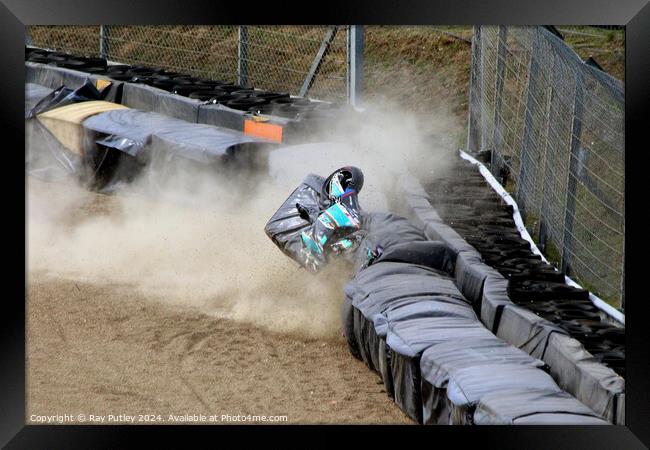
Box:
621 255 625 311
561 72 585 276
347 25 364 107
517 31 543 222
490 26 507 173
467 26 482 153
238 26 249 87
300 26 338 98
538 83 554 253
100 25 110 60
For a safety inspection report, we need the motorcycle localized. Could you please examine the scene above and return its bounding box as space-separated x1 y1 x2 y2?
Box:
265 166 366 273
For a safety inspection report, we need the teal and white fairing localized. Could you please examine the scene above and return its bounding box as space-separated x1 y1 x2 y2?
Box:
298 169 364 272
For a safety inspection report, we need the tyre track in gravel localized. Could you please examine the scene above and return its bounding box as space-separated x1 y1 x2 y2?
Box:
27 276 413 424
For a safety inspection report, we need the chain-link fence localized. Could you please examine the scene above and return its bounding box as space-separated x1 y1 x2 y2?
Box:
27 25 475 132
27 25 350 102
467 25 624 308
362 26 472 128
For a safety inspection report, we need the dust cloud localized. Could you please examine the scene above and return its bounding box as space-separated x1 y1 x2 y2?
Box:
26 97 459 339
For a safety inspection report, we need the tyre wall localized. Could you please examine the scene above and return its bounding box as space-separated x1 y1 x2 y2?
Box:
398 158 624 424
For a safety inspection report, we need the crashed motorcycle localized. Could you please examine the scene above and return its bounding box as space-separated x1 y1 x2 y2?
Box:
265 166 366 272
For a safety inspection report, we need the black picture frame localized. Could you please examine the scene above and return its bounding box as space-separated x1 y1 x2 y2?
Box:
3 0 649 447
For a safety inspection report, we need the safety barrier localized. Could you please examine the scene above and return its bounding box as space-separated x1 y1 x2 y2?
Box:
25 48 355 144
398 152 624 424
342 208 609 424
26 53 621 425
25 80 274 192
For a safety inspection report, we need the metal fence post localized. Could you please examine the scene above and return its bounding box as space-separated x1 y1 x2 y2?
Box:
100 25 110 60
517 32 542 222
478 27 488 152
621 255 625 311
617 149 626 310
466 26 482 153
561 71 585 276
347 25 364 107
538 82 555 253
300 26 339 98
238 26 249 87
490 26 508 172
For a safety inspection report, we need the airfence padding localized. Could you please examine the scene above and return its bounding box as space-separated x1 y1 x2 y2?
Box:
444 364 564 425
387 316 495 423
27 60 318 142
371 241 455 275
26 61 88 90
494 304 568 358
342 205 608 424
26 112 83 182
121 83 202 123
480 274 514 332
473 388 610 425
82 109 264 163
542 332 624 422
454 251 500 310
25 78 273 192
420 336 546 424
25 83 54 117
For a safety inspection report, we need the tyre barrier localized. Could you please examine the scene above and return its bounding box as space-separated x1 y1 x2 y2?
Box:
341 207 608 424
25 46 357 142
217 84 250 93
171 84 214 96
25 83 54 118
397 155 624 424
151 77 193 91
226 97 267 111
188 90 227 101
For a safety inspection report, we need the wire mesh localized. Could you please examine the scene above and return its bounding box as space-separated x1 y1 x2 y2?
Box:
28 25 101 57
27 25 475 135
468 25 625 307
27 25 349 102
363 26 472 118
244 26 348 101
